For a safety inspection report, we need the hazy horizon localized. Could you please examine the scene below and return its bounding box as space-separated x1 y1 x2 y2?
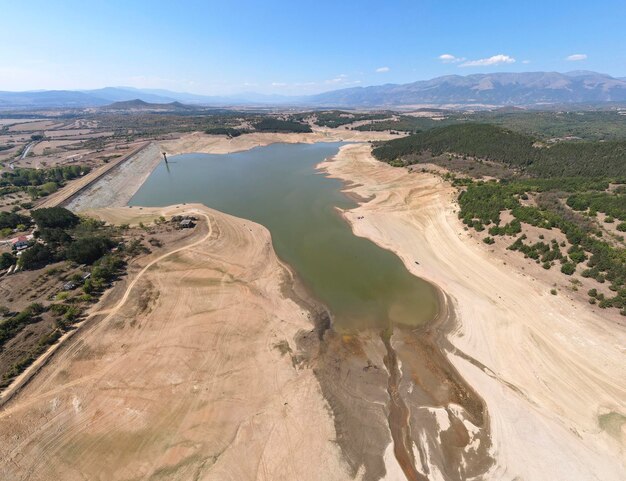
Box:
1 0 625 96
1 69 625 99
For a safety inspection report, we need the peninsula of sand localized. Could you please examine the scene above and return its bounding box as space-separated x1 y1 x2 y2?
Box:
1 129 624 481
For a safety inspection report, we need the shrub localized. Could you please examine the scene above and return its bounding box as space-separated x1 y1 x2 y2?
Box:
0 211 30 230
0 252 16 269
253 118 312 133
560 262 576 275
37 227 72 247
31 207 79 229
65 236 114 265
19 243 54 270
39 182 58 196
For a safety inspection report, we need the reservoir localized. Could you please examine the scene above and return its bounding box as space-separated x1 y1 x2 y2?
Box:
130 142 438 330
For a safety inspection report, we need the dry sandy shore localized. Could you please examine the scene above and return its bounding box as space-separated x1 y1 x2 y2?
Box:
321 143 626 480
2 131 624 480
60 130 397 212
0 204 352 480
160 129 398 156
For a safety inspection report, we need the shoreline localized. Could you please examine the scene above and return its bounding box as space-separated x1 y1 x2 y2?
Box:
61 129 399 213
4 131 623 479
64 142 163 211
320 143 626 480
4 132 496 478
0 204 354 480
158 128 398 156
148 133 497 477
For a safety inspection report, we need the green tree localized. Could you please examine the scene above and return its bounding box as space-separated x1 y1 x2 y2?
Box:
19 244 54 270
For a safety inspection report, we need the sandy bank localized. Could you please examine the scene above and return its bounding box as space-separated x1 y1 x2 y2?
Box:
159 128 398 156
320 143 626 480
0 204 351 480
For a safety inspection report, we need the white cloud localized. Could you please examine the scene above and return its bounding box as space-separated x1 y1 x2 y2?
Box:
460 54 516 67
566 53 587 61
438 54 464 64
323 74 361 86
271 82 287 87
375 66 390 73
522 60 531 64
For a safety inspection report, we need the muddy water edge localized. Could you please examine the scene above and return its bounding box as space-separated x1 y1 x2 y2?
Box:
129 143 493 480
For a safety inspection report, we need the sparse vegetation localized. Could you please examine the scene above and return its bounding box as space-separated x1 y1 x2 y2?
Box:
253 118 312 133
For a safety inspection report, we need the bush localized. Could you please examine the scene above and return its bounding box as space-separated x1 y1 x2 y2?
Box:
19 243 54 270
31 207 79 229
253 118 312 133
0 211 30 230
65 236 114 265
37 227 72 247
39 182 58 196
205 127 245 137
617 222 626 232
0 252 16 269
560 262 576 275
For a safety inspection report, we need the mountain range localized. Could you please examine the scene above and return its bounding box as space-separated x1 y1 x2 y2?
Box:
1 71 625 109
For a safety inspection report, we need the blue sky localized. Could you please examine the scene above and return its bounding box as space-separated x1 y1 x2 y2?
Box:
1 0 624 95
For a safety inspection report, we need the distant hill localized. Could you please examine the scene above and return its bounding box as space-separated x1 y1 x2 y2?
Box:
306 71 626 107
0 90 112 108
101 99 198 111
1 71 626 109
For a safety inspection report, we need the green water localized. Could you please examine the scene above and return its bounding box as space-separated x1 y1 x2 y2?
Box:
130 142 438 329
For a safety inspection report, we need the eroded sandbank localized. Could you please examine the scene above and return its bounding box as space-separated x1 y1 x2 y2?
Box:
320 143 626 480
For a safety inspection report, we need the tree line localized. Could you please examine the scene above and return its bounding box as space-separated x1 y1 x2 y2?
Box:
372 124 626 178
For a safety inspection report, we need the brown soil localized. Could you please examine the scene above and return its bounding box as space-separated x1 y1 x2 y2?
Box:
0 205 352 481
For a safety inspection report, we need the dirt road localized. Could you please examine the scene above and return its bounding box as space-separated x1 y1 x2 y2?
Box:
0 204 351 481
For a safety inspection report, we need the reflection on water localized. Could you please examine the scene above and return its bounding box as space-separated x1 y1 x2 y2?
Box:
130 142 438 329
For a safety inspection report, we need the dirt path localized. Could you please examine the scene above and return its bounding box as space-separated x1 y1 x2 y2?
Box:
0 204 352 481
0 210 213 410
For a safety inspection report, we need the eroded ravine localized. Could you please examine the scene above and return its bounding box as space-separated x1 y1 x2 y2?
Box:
381 329 424 481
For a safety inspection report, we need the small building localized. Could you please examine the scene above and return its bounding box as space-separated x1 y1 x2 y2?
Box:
63 281 77 291
180 219 195 229
11 236 30 251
